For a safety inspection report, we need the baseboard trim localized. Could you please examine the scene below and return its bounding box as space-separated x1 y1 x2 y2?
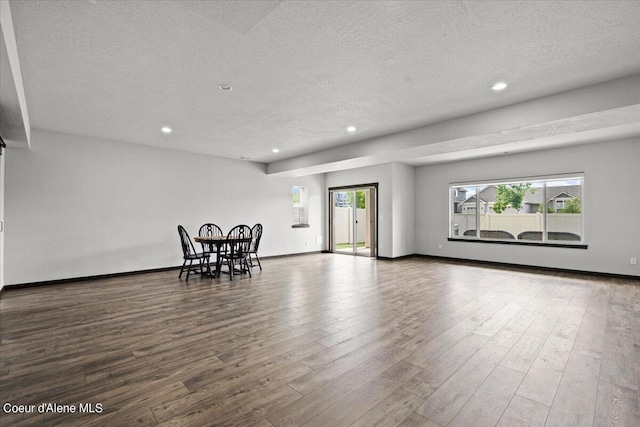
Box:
376 254 415 261
0 252 325 291
2 265 182 291
261 251 323 260
414 254 640 281
2 251 636 291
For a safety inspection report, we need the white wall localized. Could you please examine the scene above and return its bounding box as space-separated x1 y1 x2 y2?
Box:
4 129 325 285
0 151 5 291
326 162 416 258
416 138 640 276
5 129 636 284
391 162 415 257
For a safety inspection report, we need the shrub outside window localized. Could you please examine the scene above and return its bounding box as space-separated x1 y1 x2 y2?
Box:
450 174 584 245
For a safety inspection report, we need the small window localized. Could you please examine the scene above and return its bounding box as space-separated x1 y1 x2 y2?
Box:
292 186 309 227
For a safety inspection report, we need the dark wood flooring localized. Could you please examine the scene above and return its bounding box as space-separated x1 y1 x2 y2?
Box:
1 254 639 426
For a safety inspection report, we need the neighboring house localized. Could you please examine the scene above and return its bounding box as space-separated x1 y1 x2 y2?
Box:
548 191 579 212
460 195 489 214
452 187 468 213
460 185 580 214
334 192 351 207
460 186 496 214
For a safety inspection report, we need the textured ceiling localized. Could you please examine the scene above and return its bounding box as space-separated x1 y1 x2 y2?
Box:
4 0 640 172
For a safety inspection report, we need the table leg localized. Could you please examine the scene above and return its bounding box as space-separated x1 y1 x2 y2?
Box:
215 243 222 277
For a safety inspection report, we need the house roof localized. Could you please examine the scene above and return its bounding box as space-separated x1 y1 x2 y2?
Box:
547 191 577 200
461 195 488 205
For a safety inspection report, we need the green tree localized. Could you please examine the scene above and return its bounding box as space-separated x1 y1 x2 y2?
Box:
356 191 366 209
346 191 366 209
492 184 534 214
559 198 581 213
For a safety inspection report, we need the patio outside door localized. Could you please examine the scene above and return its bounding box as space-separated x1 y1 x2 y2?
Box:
329 185 376 257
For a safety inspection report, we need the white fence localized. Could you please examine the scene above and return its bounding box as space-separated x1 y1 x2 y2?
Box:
334 207 367 244
453 213 581 238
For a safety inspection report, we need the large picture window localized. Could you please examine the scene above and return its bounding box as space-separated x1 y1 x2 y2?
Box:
450 174 585 246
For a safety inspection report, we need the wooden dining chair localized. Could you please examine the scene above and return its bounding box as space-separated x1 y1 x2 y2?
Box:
199 223 224 240
177 225 210 280
198 223 225 262
219 225 252 280
249 223 263 270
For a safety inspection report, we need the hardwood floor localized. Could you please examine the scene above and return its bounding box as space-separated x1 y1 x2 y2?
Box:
1 254 638 426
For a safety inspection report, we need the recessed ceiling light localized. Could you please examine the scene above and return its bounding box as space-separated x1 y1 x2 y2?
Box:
272 148 279 153
161 126 172 134
347 126 356 132
492 81 508 91
218 84 232 91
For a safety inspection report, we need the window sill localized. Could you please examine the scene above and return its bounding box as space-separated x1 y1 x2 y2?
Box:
448 238 587 249
292 224 310 228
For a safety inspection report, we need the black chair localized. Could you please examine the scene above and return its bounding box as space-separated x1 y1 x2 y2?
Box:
219 225 252 280
199 223 225 274
199 223 224 241
177 225 210 280
249 223 263 270
199 222 224 256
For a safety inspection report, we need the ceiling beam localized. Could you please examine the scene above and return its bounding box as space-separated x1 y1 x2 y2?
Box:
1 0 30 149
266 74 640 176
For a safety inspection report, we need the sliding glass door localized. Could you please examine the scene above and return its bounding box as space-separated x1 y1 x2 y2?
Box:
329 185 377 257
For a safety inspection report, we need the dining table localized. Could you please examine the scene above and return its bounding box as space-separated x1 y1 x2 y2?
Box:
194 235 251 277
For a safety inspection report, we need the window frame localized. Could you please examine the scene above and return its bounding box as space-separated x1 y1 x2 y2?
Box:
292 185 310 228
448 173 587 249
